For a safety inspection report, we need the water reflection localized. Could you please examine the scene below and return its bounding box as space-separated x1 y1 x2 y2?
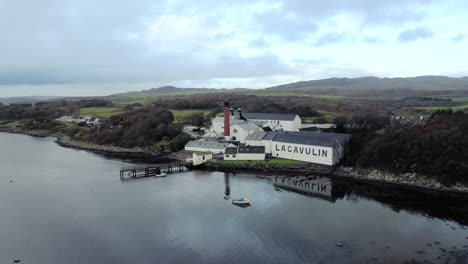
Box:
270 174 468 226
274 176 338 203
224 173 230 200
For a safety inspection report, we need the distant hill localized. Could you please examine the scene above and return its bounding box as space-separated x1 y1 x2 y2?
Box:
0 96 64 104
266 76 468 91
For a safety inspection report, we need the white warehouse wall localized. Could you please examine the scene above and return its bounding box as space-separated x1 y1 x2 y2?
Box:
271 142 334 165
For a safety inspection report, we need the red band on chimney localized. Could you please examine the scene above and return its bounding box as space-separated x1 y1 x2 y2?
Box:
224 102 230 137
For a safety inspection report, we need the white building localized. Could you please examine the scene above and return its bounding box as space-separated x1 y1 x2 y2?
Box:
184 140 232 154
224 145 266 161
56 116 76 122
245 131 351 166
209 110 302 138
230 123 264 143
192 151 213 166
242 113 302 131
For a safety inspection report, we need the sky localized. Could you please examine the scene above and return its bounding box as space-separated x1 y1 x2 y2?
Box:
0 0 467 97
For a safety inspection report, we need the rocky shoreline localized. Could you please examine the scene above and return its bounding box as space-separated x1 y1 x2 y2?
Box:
55 136 166 158
2 128 468 195
201 161 468 194
0 127 168 159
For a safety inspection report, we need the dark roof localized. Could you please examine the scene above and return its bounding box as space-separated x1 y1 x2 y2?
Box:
272 131 351 147
238 146 265 154
243 113 297 121
225 147 238 154
299 127 320 132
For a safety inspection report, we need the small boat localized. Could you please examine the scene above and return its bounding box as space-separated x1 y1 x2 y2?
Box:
232 198 251 207
154 173 167 178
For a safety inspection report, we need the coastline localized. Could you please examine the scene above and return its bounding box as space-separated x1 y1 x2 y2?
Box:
0 127 169 160
200 160 468 195
2 127 468 195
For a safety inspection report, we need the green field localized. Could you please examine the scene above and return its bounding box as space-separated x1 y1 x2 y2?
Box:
413 105 468 111
239 90 348 99
452 97 468 102
170 109 211 123
1 121 23 128
215 157 307 165
78 107 125 118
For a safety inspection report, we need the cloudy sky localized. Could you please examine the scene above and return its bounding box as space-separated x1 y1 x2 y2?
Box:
0 0 467 97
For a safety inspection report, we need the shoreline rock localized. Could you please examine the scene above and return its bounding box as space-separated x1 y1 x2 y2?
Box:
201 161 468 195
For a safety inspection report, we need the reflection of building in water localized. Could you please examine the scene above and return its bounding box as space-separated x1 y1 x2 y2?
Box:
224 173 230 200
273 176 342 203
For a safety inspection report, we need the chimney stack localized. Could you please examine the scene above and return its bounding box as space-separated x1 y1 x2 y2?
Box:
237 108 246 121
224 102 230 138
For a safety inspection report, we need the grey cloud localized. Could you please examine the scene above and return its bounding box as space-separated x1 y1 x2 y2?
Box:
0 0 293 86
452 33 466 43
314 32 347 46
362 36 386 44
254 10 317 41
278 0 435 25
248 38 270 49
397 27 433 43
292 58 334 65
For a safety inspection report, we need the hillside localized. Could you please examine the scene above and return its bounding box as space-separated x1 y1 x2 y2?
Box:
267 76 468 91
0 96 64 104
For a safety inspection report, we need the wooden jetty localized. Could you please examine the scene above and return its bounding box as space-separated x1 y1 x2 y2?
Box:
120 161 189 180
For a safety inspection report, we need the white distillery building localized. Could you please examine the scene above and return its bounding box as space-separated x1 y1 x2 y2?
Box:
245 131 351 166
191 151 213 166
230 123 264 143
242 113 301 132
209 109 302 138
224 145 266 161
184 140 232 154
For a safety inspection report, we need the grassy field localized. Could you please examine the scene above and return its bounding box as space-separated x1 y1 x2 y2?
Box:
239 90 348 99
153 140 170 147
1 121 23 128
413 104 468 111
113 99 153 106
215 157 308 165
79 107 125 118
170 109 211 123
452 97 468 102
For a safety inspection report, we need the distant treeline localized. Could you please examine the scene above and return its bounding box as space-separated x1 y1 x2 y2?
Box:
338 110 468 184
0 99 113 120
75 107 190 149
152 94 321 117
401 96 451 102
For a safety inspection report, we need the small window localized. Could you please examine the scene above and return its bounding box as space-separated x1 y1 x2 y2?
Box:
233 155 236 158
226 155 230 157
203 156 205 160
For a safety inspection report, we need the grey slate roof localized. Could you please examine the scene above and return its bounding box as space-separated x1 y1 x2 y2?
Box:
232 122 262 131
238 146 265 154
272 131 351 148
225 147 238 154
245 131 267 141
185 140 230 149
243 113 297 121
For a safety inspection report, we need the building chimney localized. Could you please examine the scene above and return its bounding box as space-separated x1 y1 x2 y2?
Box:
224 102 230 138
237 108 246 121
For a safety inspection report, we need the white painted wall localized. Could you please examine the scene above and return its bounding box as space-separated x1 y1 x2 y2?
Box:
192 152 213 166
237 153 265 160
230 124 262 143
224 153 238 160
271 142 334 165
224 152 265 161
185 146 225 154
245 115 301 131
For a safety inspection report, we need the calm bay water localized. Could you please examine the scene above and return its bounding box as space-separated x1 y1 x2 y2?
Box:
0 133 467 264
